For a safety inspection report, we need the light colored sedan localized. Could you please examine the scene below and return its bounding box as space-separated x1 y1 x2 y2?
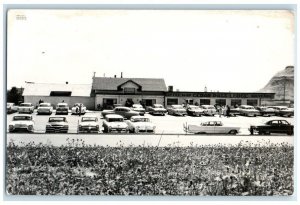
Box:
102 114 129 133
18 103 34 114
238 105 260 117
78 116 99 133
7 103 18 114
200 105 216 116
126 116 156 133
184 121 240 135
37 103 53 115
9 114 34 133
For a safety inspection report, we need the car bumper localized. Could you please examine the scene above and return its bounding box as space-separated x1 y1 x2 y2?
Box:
78 127 99 133
108 128 128 133
56 110 68 114
46 127 68 133
9 126 33 133
38 110 52 114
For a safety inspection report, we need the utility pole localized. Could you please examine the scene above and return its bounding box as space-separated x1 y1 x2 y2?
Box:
283 76 286 103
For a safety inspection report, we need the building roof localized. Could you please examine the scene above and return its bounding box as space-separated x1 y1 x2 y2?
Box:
92 77 167 92
22 83 92 97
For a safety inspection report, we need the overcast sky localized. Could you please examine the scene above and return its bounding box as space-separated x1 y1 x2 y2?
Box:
7 10 294 92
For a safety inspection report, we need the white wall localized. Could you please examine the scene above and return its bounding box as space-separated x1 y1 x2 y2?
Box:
24 96 95 110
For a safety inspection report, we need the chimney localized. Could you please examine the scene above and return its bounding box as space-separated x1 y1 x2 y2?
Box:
204 86 207 92
121 72 123 78
168 86 173 92
114 75 116 78
66 81 68 84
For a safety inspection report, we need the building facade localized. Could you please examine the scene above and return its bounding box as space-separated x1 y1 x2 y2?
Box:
22 77 275 109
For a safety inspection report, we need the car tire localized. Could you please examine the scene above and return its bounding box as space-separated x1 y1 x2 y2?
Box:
103 127 108 133
229 130 237 135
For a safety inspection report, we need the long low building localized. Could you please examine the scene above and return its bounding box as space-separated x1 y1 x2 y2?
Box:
22 77 275 109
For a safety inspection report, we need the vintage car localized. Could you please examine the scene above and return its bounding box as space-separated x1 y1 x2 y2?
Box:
249 119 293 135
101 106 140 119
56 103 69 115
255 106 276 117
148 104 167 116
238 105 260 117
102 114 129 133
184 121 240 134
7 103 18 114
78 116 99 133
200 105 216 116
167 105 187 116
268 106 294 117
228 107 240 116
186 105 204 117
71 103 87 115
18 103 35 114
131 104 145 116
37 102 53 115
126 116 156 133
45 117 69 133
9 114 34 133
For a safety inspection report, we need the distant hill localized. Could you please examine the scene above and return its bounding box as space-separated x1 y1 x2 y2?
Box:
259 66 294 101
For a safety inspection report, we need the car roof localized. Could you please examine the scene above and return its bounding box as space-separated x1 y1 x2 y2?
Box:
105 114 124 119
57 103 68 105
20 102 32 105
39 102 51 105
14 114 32 117
131 116 149 119
49 116 66 119
114 106 130 109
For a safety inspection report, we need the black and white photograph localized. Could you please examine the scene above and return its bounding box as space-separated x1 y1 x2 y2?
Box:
5 8 295 197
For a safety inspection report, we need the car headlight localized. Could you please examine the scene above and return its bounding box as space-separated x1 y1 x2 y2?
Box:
96 125 99 128
28 125 33 130
9 125 14 129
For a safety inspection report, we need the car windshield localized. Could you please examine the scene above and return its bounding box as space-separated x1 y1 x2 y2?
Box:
20 103 31 107
13 116 32 121
49 117 65 122
172 105 183 109
131 118 150 122
81 117 97 122
39 104 51 107
108 118 123 122
58 104 67 107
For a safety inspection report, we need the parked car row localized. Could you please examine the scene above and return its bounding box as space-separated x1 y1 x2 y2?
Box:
8 114 156 134
184 119 294 136
7 102 88 115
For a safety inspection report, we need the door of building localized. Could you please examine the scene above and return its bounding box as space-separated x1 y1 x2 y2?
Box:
103 98 117 109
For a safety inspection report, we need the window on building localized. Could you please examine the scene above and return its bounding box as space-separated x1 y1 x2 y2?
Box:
185 99 193 105
247 99 258 106
231 99 242 107
142 99 156 106
200 99 210 105
167 98 178 105
50 91 72 96
215 99 226 106
124 88 135 94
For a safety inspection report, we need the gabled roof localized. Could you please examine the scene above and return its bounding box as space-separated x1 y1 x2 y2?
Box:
92 77 167 92
23 83 92 97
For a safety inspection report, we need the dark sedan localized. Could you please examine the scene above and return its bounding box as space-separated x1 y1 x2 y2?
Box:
101 106 140 119
249 119 293 135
